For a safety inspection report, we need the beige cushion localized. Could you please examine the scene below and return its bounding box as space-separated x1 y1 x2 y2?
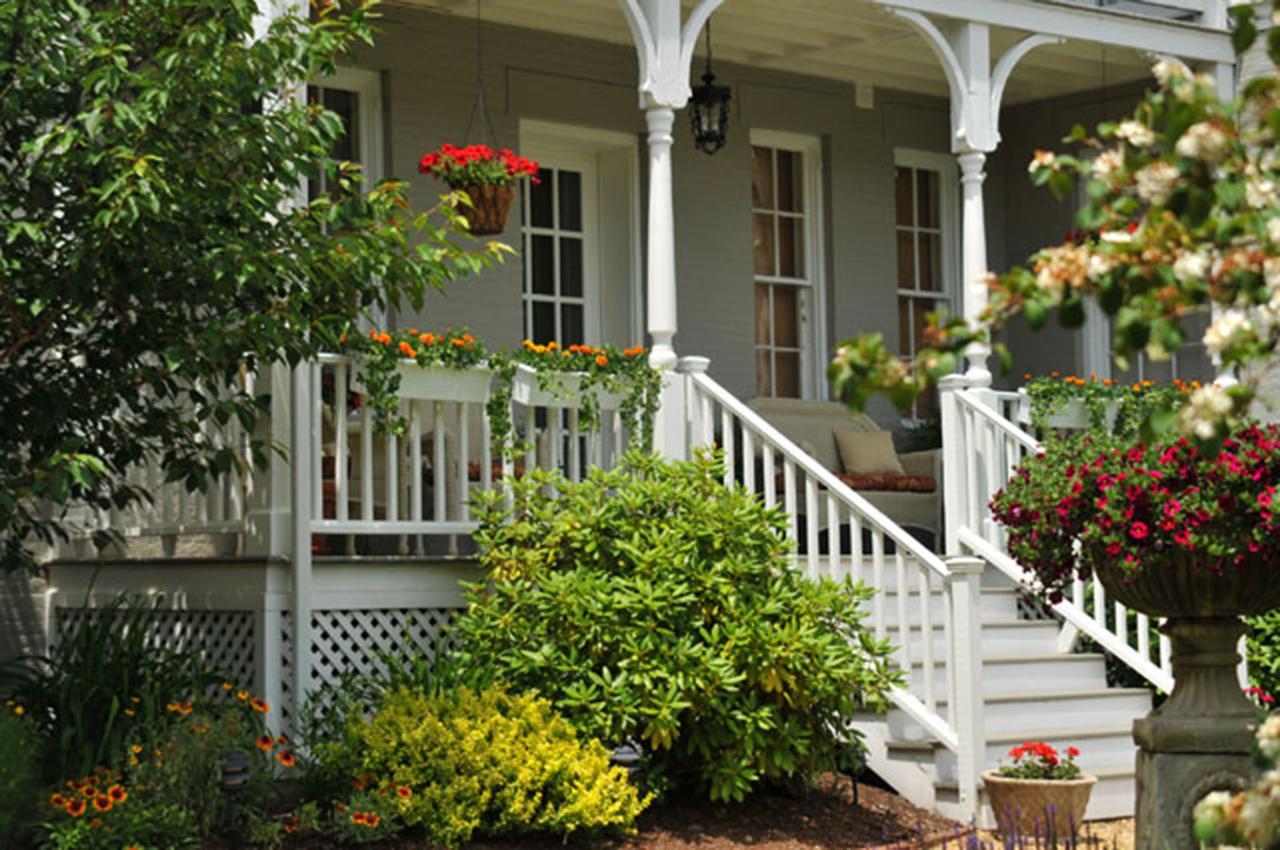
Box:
747 398 879 471
834 428 905 475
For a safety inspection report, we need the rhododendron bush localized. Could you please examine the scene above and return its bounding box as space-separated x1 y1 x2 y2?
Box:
991 425 1280 599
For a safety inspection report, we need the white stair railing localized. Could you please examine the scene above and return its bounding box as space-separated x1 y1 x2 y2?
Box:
677 357 986 812
940 375 1175 693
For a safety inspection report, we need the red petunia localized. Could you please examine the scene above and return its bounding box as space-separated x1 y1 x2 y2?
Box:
1129 521 1149 540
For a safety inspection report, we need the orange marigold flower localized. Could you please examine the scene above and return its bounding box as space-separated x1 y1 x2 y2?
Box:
107 785 127 803
92 795 112 813
595 355 608 366
236 690 249 701
131 744 143 754
396 785 412 800
398 341 417 358
65 798 87 817
276 750 295 768
420 332 435 345
256 735 274 751
408 328 420 336
250 698 269 714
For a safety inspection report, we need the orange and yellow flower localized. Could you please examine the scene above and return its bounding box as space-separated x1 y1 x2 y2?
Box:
250 697 269 714
107 785 127 804
396 785 412 800
256 735 274 752
276 750 295 768
65 798 87 817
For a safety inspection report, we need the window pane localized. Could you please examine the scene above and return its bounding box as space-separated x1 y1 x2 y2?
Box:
529 169 553 228
754 285 771 346
561 304 584 346
322 88 357 163
913 298 935 355
918 232 941 292
775 351 801 398
531 300 556 343
773 285 798 348
777 217 804 278
558 170 582 232
756 350 773 397
752 146 774 209
529 235 554 295
895 167 914 227
753 213 775 276
777 150 803 213
560 237 583 297
896 231 915 290
917 168 939 229
899 298 913 355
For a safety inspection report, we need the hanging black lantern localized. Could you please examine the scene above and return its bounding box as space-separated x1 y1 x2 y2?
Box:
690 20 731 155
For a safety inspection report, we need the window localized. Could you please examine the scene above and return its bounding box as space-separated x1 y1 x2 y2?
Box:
894 152 958 418
521 161 594 345
306 67 383 200
752 133 823 399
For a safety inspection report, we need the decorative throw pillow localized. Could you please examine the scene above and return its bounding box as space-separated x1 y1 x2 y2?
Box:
837 472 937 493
833 429 905 476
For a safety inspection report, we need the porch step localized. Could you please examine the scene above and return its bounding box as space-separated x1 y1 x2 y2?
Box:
868 587 1021 627
904 653 1109 696
882 618 1061 658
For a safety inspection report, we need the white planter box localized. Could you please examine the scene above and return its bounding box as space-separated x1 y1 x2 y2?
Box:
511 363 624 410
1017 389 1117 431
395 362 493 403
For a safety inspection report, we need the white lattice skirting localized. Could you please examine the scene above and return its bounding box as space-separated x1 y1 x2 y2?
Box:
45 559 478 732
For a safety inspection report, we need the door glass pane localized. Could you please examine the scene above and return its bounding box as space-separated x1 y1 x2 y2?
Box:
917 169 939 229
529 169 554 228
896 231 916 290
913 298 935 354
754 285 771 345
773 285 798 348
558 170 582 232
777 217 804 278
775 352 800 398
756 350 772 397
899 298 913 353
530 235 554 295
561 304 584 346
777 150 802 212
894 167 913 227
560 237 583 297
531 301 556 343
322 88 357 163
753 213 775 276
918 232 941 292
752 146 774 209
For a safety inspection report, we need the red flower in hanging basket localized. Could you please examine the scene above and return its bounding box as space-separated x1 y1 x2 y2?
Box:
418 143 539 188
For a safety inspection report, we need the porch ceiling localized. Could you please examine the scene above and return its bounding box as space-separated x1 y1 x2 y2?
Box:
394 0 1213 104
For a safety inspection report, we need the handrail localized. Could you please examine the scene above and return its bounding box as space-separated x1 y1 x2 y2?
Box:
686 372 951 579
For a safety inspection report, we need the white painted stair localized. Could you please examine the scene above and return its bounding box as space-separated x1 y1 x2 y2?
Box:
834 557 1153 826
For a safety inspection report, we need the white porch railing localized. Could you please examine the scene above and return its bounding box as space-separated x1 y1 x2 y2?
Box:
1040 0 1228 27
939 375 1175 693
677 357 987 811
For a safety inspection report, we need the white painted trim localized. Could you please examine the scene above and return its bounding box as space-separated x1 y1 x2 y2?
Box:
750 129 826 400
873 0 1234 62
518 120 642 347
314 65 384 186
894 148 962 328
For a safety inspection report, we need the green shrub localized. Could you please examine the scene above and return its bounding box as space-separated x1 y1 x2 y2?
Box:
327 686 646 848
452 451 899 802
0 594 219 781
1248 611 1280 699
0 707 42 841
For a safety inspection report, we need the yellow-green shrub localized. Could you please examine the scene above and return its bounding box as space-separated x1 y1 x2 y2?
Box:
342 686 648 848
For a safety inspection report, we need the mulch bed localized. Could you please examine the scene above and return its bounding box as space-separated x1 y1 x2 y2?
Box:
208 775 971 850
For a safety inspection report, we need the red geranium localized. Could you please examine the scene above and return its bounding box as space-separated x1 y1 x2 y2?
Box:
418 143 540 188
997 740 1083 780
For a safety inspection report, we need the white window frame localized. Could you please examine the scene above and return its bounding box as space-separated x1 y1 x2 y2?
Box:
310 66 384 189
750 129 826 399
519 120 641 346
892 148 960 418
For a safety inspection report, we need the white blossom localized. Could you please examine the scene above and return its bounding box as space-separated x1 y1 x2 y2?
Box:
1268 218 1280 245
1152 60 1186 87
1028 149 1056 174
1116 120 1156 148
1179 384 1234 439
1173 250 1210 283
1091 149 1124 181
1176 121 1232 163
1088 252 1116 281
1260 716 1280 761
1101 229 1134 244
1267 256 1280 292
1249 177 1279 210
1135 161 1180 205
1204 309 1253 357
1035 265 1065 303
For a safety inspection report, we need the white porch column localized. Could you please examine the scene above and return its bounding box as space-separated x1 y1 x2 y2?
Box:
957 151 992 387
646 106 679 370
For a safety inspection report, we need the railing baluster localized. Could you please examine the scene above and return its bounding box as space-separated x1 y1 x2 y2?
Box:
458 402 470 522
361 397 374 522
1159 620 1172 674
742 428 755 495
783 459 797 544
721 409 735 489
804 476 819 579
1093 577 1107 628
895 550 911 673
919 567 936 715
433 401 446 523
568 408 581 483
1137 611 1152 663
700 392 713 446
410 402 423 530
849 512 862 585
872 529 886 642
826 494 840 579
311 362 323 520
385 407 399 523
762 444 776 509
481 404 493 493
524 407 537 484
1115 601 1128 648
335 363 348 524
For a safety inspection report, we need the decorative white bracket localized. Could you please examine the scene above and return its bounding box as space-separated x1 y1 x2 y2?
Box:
618 0 726 109
886 10 1061 153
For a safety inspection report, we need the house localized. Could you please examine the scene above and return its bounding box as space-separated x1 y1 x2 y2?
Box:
22 0 1241 830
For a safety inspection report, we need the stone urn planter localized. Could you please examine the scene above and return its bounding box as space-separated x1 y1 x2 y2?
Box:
982 771 1096 841
1091 553 1280 850
457 184 515 235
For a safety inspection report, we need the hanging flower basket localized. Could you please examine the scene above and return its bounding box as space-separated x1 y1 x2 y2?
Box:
456 184 516 236
418 144 539 236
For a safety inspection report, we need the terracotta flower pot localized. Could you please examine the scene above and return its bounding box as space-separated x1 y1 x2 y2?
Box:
982 771 1096 841
456 183 515 235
